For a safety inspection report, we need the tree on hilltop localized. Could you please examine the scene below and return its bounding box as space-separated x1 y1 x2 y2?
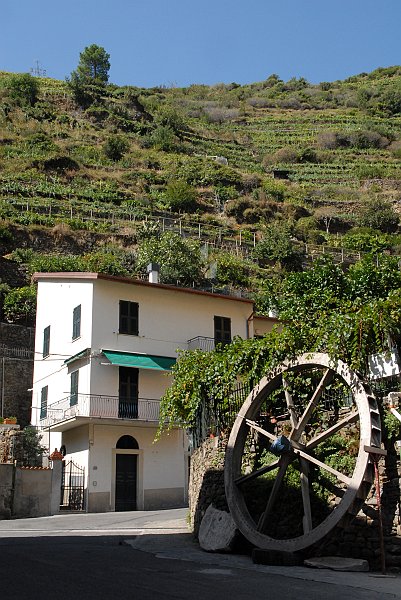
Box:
75 44 111 84
67 44 111 108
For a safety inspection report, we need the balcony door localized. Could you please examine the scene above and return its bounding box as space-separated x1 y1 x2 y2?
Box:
118 367 138 418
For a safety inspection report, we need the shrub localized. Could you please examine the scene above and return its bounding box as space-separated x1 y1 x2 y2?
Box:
25 132 56 153
40 156 80 174
85 105 110 122
317 130 389 150
203 106 240 123
163 180 198 212
214 251 255 287
358 197 399 233
247 97 272 108
81 250 130 276
253 224 304 270
378 83 401 116
136 232 204 285
154 106 188 137
389 140 401 158
103 135 129 161
356 164 385 180
3 285 37 324
0 221 12 243
225 197 253 222
150 125 179 152
3 73 39 107
342 229 392 252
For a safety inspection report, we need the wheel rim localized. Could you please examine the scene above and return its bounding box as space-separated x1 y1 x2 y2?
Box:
224 353 381 552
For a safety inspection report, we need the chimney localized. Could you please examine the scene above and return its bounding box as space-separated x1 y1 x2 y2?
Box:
147 262 160 284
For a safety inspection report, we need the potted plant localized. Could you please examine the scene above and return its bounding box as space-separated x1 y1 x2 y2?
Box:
4 416 17 424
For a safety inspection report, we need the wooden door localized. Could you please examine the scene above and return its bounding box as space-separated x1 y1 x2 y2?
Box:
115 454 137 511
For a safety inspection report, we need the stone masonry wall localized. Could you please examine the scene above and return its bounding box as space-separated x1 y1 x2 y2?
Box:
0 323 34 427
189 436 401 571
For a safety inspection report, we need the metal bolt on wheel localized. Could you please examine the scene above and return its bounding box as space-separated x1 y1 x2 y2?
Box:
224 353 381 552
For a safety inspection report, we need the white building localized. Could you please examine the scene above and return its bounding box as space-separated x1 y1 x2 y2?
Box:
31 271 277 512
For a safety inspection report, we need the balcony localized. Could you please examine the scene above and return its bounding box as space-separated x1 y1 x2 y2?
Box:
187 336 216 352
40 394 160 428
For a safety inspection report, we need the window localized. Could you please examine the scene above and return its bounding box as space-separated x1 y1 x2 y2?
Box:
40 386 48 419
72 304 81 340
214 316 231 346
118 367 138 418
43 325 50 358
70 370 79 407
119 301 139 335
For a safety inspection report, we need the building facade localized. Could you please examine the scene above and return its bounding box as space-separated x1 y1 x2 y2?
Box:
31 272 277 512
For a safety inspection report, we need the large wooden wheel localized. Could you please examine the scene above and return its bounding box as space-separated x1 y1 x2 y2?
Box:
225 353 381 552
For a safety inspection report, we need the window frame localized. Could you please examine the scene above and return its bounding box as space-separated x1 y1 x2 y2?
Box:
72 304 81 340
119 300 139 336
43 325 50 358
214 315 232 347
70 370 79 407
40 385 48 420
118 367 139 418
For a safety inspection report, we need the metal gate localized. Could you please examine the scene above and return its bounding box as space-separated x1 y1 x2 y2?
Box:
60 460 85 511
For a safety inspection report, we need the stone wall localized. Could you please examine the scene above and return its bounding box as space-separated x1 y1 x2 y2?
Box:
188 436 401 571
0 461 62 519
0 323 34 427
189 435 228 536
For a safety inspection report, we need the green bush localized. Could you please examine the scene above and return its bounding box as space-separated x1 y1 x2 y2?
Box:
214 251 256 288
136 232 204 285
3 73 39 107
0 221 12 243
253 224 304 270
3 285 37 324
358 197 399 233
150 125 180 152
103 135 129 161
163 179 198 212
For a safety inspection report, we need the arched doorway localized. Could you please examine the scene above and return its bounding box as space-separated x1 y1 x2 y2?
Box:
115 435 139 511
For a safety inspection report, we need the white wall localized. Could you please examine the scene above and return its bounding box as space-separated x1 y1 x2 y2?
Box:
31 279 94 425
91 278 252 356
87 424 185 504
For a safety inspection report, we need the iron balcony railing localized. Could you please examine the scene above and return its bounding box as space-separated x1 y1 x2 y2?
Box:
187 336 216 352
40 393 160 427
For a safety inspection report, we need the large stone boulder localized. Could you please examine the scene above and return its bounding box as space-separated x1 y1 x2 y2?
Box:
198 504 237 552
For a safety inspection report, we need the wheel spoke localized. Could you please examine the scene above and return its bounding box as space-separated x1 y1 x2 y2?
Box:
293 447 351 485
291 369 334 442
235 460 280 486
283 375 298 429
246 419 276 442
299 458 312 533
257 453 291 532
306 410 359 450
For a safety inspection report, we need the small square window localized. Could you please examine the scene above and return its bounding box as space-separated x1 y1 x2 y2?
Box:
72 304 81 340
119 301 139 335
43 325 50 358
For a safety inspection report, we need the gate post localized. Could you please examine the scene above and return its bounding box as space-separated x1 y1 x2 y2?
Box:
50 449 63 515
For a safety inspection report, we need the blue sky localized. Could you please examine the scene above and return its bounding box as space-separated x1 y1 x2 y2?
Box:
2 0 401 88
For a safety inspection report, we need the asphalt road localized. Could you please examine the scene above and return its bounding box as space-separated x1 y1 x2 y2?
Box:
0 509 399 600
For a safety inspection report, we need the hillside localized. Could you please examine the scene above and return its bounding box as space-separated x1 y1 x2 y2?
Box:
1 66 401 323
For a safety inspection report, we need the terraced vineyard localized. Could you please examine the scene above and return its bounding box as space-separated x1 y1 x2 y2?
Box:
1 66 401 321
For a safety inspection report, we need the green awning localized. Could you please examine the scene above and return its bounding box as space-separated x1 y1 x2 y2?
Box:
102 350 176 371
64 348 90 366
